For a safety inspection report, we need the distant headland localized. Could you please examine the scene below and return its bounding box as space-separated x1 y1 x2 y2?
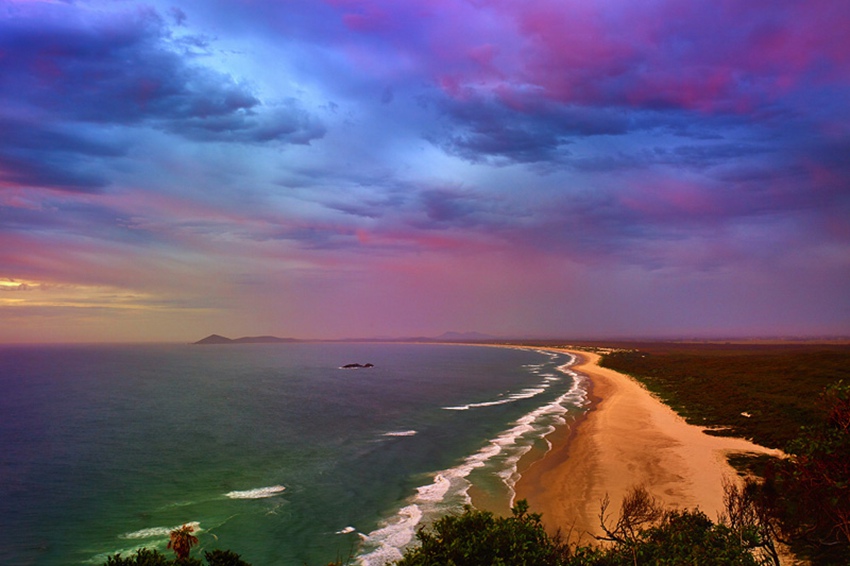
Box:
193 331 499 345
194 334 299 345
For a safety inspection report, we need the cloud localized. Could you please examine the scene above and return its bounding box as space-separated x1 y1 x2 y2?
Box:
168 101 326 144
430 95 633 164
0 118 125 192
0 3 325 191
1 0 848 341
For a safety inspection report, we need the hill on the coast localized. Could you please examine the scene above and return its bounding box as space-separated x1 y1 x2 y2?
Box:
194 334 299 345
432 331 497 341
194 331 498 344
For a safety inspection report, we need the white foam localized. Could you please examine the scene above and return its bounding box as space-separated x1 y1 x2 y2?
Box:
442 382 549 411
358 505 423 565
121 521 201 540
224 485 286 499
415 473 452 502
358 352 587 565
383 430 418 437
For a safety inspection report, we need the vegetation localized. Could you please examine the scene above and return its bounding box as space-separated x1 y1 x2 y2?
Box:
202 549 252 566
103 523 249 566
105 548 251 566
395 489 778 566
755 381 850 564
168 524 200 562
395 499 572 566
597 343 850 449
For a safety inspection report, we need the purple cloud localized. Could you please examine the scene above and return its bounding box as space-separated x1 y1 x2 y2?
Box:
0 4 324 192
1 0 848 341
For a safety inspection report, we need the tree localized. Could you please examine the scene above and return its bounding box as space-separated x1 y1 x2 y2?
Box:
394 490 777 566
721 480 780 566
597 485 663 547
203 549 251 566
395 499 572 566
103 548 201 566
760 381 850 563
168 524 200 562
105 548 173 566
102 548 246 566
597 486 776 566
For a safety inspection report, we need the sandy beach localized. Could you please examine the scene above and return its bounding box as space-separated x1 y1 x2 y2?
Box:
514 348 784 542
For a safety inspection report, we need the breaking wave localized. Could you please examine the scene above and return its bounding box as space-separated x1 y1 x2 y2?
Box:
224 485 286 499
121 521 201 540
357 352 588 565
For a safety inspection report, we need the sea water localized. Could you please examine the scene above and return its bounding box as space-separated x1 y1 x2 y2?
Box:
0 342 587 565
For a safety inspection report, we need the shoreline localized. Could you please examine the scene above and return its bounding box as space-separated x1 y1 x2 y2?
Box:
511 348 784 540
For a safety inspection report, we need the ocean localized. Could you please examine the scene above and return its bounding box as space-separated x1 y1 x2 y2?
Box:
0 342 587 565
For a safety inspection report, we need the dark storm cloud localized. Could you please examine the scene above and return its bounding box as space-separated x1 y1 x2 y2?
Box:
430 97 630 164
0 118 125 192
0 4 324 191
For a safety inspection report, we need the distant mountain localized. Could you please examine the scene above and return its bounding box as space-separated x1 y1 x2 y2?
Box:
432 331 497 342
194 332 497 345
195 334 233 344
194 334 299 345
332 331 499 343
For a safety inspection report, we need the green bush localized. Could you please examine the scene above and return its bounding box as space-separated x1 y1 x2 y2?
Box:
394 495 772 566
103 548 246 566
104 549 177 566
202 549 252 566
760 381 850 564
396 499 572 566
604 510 766 565
599 344 850 449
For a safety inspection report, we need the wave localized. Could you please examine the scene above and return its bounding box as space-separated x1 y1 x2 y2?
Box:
442 385 549 411
120 521 201 540
383 430 418 437
357 505 423 565
224 485 286 499
358 352 588 565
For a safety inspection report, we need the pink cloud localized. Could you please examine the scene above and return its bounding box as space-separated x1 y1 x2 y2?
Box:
324 0 845 115
618 178 721 221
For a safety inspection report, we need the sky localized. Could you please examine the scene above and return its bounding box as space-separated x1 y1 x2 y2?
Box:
1 0 849 343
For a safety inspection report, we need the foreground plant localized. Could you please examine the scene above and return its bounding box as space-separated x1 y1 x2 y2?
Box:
598 486 778 566
104 548 250 566
395 488 776 566
758 381 850 564
395 499 572 566
168 524 199 562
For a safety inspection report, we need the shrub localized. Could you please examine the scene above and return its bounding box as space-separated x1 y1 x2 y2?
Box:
395 500 572 566
761 381 850 564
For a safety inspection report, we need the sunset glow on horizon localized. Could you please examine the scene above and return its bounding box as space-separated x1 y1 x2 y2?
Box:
1 0 848 342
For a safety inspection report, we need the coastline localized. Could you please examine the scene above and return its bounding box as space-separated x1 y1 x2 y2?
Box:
512 348 783 540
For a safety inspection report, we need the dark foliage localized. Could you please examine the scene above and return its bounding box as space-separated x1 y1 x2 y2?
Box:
598 343 850 449
759 381 850 564
105 549 176 566
611 510 765 565
396 499 572 566
203 549 252 566
104 548 201 565
103 548 246 566
394 495 773 566
596 485 777 566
